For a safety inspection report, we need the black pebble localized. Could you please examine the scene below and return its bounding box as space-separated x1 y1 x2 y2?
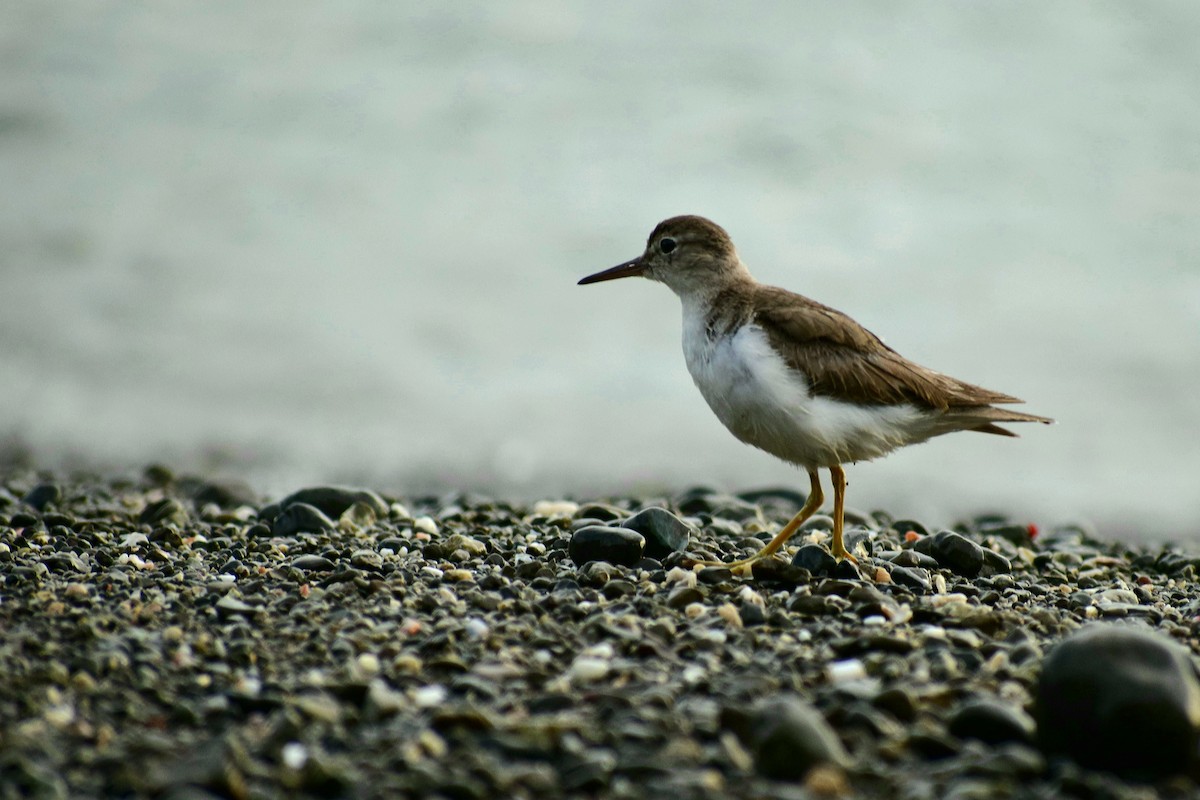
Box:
791 544 836 575
948 698 1035 745
745 695 848 780
21 483 60 511
919 531 986 577
272 503 336 535
620 507 691 559
568 526 645 567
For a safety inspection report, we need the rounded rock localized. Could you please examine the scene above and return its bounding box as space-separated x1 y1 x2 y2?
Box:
272 503 336 535
791 544 837 575
748 695 849 780
948 698 1035 746
1035 624 1200 779
620 507 691 559
922 531 986 577
568 526 645 567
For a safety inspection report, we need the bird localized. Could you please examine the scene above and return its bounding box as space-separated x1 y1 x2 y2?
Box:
578 215 1052 568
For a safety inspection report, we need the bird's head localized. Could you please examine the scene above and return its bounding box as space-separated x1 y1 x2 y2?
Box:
579 215 750 299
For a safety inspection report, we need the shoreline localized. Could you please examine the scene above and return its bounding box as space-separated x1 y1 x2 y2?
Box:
2 467 1199 798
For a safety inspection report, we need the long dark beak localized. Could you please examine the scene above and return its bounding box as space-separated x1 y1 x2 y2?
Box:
578 257 645 285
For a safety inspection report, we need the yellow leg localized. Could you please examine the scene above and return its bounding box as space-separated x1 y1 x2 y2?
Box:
829 465 858 564
699 469 823 568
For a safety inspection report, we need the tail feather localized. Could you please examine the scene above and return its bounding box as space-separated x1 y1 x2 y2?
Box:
946 405 1053 437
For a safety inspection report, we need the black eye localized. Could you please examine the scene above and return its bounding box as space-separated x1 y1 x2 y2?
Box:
659 237 677 254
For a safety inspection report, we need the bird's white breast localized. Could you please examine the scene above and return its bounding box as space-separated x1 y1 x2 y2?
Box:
680 300 936 468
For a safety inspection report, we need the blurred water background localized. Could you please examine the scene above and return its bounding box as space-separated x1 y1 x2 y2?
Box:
3 2 1198 541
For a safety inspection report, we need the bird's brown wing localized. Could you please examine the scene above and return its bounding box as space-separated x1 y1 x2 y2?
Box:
751 285 1026 412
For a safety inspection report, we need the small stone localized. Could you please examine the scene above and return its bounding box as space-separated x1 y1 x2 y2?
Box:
273 503 336 535
948 698 1035 745
1036 624 1200 779
792 544 837 575
568 526 645 567
139 497 189 527
276 486 389 519
22 483 60 511
413 684 448 708
746 695 849 780
919 531 987 577
889 549 939 569
873 687 918 722
443 534 487 557
739 601 767 626
697 566 733 585
215 595 257 618
413 516 438 536
717 603 743 629
889 565 931 592
292 555 337 572
666 586 705 609
532 499 578 518
566 656 610 684
621 507 692 559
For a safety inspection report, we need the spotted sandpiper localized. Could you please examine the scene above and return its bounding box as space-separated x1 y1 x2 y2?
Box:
579 215 1052 567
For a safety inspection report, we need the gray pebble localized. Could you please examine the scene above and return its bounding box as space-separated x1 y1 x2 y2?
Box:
1036 623 1200 779
621 507 692 559
745 695 848 780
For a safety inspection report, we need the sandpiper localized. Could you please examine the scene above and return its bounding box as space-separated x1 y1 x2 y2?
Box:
579 215 1051 567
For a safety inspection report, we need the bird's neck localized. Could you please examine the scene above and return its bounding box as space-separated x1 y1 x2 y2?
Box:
677 273 759 339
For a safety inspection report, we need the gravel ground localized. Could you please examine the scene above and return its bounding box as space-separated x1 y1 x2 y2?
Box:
2 467 1200 799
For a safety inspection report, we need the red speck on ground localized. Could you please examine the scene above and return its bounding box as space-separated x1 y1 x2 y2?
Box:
1026 523 1039 540
299 583 311 597
904 531 921 543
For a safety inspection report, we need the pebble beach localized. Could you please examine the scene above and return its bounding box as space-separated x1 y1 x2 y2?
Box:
3 467 1200 799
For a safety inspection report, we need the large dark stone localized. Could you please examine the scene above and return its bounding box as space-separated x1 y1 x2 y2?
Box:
620 507 691 559
568 526 645 567
272 503 337 535
269 486 388 521
21 483 60 511
915 531 986 577
791 544 837 576
1035 624 1200 780
745 695 849 780
949 698 1035 746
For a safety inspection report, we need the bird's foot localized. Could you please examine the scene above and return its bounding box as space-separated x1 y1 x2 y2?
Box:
829 541 859 565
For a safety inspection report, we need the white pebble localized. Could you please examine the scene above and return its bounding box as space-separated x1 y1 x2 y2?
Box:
532 500 579 518
737 586 765 607
464 618 489 639
582 642 615 659
413 684 448 708
567 657 610 683
826 658 868 685
414 516 438 536
681 664 706 685
666 567 697 588
684 603 707 619
281 742 308 770
390 502 412 520
355 653 381 676
862 615 886 627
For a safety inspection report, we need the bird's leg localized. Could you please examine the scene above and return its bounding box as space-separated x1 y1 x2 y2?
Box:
828 465 858 564
699 469 823 568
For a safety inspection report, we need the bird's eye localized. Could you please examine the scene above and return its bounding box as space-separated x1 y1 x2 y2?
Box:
659 237 677 254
